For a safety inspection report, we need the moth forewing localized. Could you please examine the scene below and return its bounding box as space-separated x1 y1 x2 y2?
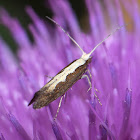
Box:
28 55 92 109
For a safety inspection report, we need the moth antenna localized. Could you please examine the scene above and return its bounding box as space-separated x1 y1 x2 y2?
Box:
46 16 85 55
88 24 129 56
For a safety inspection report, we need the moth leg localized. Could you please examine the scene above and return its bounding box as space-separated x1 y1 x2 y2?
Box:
86 69 92 78
44 75 53 85
81 74 92 92
44 75 53 79
88 71 102 106
54 95 64 120
63 92 68 103
93 88 102 105
85 70 102 105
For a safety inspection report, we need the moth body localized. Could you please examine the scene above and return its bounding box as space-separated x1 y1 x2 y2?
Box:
28 54 92 109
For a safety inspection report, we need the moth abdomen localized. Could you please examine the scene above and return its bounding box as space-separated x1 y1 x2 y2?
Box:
32 91 58 109
28 90 42 107
28 57 92 109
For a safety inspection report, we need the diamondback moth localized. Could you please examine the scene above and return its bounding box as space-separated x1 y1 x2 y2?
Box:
28 17 126 113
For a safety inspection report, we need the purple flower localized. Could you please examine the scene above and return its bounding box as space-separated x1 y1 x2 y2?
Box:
0 0 139 139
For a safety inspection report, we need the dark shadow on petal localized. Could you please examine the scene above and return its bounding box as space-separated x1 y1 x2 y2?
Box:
0 133 5 140
8 113 31 140
120 88 132 139
52 121 63 140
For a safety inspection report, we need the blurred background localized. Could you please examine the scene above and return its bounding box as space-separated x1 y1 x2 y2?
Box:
0 0 137 53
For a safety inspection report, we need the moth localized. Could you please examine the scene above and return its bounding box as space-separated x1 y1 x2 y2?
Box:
28 16 125 112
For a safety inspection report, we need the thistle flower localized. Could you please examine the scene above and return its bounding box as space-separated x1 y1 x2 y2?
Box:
0 0 139 140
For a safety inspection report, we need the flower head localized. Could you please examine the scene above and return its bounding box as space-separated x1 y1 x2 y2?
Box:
0 0 139 139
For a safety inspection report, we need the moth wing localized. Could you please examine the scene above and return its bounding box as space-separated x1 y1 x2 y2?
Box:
28 91 41 106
